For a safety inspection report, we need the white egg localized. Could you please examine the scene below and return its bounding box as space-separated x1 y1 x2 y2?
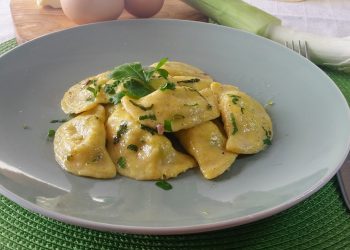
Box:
125 0 164 18
60 0 125 24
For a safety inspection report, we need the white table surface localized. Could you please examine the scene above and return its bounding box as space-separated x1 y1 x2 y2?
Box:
0 0 350 44
0 0 15 44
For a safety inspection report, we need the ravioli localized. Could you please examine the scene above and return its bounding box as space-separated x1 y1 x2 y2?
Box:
61 71 112 114
54 105 117 178
106 105 197 180
150 61 213 81
121 86 220 132
176 121 238 179
211 82 273 154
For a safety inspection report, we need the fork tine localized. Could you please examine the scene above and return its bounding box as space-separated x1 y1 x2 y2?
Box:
284 40 310 60
304 41 310 60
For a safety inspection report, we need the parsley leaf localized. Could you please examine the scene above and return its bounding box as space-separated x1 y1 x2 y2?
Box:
230 113 238 135
47 129 55 140
228 94 241 104
123 79 153 99
117 157 127 168
160 82 176 91
177 78 200 84
164 120 173 132
139 114 157 121
155 180 172 190
50 119 67 123
113 122 128 144
129 100 154 111
111 62 146 83
140 124 157 135
155 57 168 70
109 91 126 105
263 127 272 145
127 144 138 152
104 80 120 95
157 68 169 79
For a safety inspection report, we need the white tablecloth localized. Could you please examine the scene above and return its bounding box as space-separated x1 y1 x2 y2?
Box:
0 0 15 43
1 0 350 44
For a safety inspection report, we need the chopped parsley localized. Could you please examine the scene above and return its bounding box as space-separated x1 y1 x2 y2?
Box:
155 180 173 190
50 119 68 123
47 129 55 140
127 144 138 152
228 94 241 104
103 80 120 95
164 120 173 132
140 124 157 135
113 122 128 144
230 113 238 135
160 82 176 91
263 127 272 145
109 91 126 105
86 80 101 100
139 114 157 121
117 157 127 168
177 78 200 84
129 100 154 111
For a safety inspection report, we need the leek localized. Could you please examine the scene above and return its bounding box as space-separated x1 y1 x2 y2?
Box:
184 0 281 36
184 0 350 73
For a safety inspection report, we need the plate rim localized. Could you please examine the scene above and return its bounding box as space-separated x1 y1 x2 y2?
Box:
1 19 350 235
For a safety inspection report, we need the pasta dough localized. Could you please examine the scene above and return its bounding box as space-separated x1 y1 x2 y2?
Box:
106 105 197 180
54 105 117 178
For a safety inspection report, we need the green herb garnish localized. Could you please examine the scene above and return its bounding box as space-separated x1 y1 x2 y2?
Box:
123 79 153 98
140 124 157 135
160 82 176 91
127 144 138 152
230 113 238 135
129 100 154 111
263 127 272 145
117 157 127 168
103 80 120 95
139 114 157 121
177 78 200 84
228 94 241 104
50 119 68 123
110 58 169 99
47 129 55 140
113 122 128 144
155 180 173 190
144 57 169 81
86 80 101 99
109 91 126 105
164 120 173 132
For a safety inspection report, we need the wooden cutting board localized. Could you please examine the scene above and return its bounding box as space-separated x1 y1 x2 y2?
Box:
10 0 207 44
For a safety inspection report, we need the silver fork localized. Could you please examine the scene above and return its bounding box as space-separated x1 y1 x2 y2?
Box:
284 40 310 60
285 40 350 210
